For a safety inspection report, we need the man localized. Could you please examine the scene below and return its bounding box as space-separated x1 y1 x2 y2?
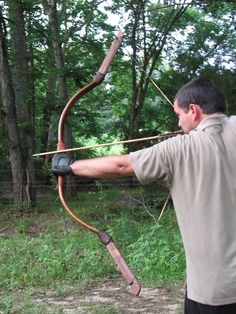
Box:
52 78 236 313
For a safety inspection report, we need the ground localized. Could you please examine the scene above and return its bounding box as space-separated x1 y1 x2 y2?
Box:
33 279 184 313
0 210 184 313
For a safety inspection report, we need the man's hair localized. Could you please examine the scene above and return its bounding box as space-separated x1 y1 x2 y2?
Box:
174 78 226 113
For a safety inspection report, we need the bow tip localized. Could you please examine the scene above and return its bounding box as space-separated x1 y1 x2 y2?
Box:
116 30 124 39
130 278 141 296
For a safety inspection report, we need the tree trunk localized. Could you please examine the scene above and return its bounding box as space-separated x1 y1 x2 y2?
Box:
43 0 75 196
0 11 24 207
7 0 36 208
127 1 191 151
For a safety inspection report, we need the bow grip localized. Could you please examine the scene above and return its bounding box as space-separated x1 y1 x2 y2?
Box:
98 231 141 296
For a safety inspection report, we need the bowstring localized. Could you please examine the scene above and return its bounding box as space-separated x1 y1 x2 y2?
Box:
101 6 175 278
113 27 175 278
126 49 174 274
111 1 174 108
132 192 171 278
123 47 174 108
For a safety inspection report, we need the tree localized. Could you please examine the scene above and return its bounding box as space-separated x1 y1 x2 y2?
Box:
102 0 195 151
0 0 235 208
7 0 37 207
42 0 76 195
0 8 25 206
163 1 236 113
102 0 236 149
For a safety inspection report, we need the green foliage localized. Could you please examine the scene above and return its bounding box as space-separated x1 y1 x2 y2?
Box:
0 187 185 312
128 221 185 284
0 188 185 291
15 218 30 234
111 207 186 285
1 0 235 174
0 229 110 290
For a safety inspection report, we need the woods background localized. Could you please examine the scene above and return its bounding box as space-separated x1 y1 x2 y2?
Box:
0 0 235 209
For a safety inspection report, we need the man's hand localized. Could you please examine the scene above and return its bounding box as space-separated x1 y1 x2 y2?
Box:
52 153 73 176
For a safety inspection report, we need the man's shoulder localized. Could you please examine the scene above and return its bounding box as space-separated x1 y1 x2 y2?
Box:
227 115 236 123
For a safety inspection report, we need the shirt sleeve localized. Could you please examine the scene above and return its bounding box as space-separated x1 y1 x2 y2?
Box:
130 139 174 186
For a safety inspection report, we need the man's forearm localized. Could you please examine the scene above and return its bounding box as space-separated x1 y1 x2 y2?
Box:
70 154 134 179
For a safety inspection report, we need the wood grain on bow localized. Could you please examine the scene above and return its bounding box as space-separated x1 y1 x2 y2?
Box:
56 31 141 296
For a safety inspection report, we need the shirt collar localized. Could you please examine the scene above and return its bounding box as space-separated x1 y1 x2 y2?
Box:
195 114 228 131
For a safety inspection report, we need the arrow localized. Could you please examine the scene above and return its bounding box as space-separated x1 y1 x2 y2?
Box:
33 130 183 157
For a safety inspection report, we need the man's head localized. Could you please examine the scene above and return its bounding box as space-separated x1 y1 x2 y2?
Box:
174 78 226 133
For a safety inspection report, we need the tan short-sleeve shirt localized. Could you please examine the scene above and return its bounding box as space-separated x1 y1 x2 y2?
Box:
130 115 236 305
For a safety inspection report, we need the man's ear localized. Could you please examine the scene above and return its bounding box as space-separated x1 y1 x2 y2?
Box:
189 103 202 122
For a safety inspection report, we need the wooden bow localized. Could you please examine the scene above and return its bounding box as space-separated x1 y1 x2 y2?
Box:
56 31 141 295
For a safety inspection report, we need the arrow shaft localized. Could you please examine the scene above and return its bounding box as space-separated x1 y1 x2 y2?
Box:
33 130 183 157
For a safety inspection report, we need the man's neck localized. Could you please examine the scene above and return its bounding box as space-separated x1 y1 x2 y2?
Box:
201 112 225 122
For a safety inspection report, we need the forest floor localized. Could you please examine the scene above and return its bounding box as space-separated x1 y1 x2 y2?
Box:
31 278 185 313
0 207 185 313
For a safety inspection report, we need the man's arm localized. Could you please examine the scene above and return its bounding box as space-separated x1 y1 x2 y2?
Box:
70 154 134 179
52 153 134 179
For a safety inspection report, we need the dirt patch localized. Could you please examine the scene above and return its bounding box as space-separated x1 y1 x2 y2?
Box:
34 279 184 313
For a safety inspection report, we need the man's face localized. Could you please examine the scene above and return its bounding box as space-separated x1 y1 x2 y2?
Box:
174 100 198 133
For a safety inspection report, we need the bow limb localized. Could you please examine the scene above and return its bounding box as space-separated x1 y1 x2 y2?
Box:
56 31 141 295
57 31 123 151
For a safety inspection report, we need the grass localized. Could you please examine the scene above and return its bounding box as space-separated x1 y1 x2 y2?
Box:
0 186 185 313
